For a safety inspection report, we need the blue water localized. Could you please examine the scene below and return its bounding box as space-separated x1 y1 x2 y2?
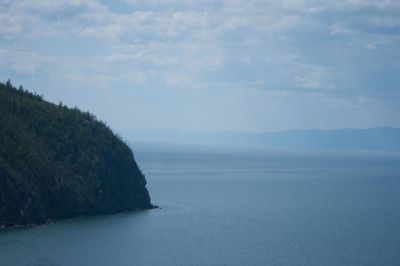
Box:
1 146 400 265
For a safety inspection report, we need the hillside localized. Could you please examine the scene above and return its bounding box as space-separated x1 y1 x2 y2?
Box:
0 81 153 228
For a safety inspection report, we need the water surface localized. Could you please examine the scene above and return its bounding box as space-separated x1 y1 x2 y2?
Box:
1 146 400 265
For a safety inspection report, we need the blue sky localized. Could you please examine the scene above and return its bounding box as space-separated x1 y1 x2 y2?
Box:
1 0 400 135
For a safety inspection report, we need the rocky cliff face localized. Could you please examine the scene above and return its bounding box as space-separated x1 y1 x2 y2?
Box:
0 81 154 228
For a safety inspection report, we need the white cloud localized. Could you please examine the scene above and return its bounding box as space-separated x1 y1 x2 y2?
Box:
1 0 399 131
335 0 400 10
0 48 45 74
330 23 351 36
365 43 377 49
294 67 329 89
78 24 123 41
0 14 23 36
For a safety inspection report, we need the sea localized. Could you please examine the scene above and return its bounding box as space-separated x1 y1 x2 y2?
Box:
1 143 400 266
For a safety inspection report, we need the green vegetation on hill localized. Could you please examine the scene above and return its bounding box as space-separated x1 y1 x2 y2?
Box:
0 80 153 228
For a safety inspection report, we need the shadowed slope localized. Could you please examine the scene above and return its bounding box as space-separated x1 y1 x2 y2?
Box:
0 81 153 227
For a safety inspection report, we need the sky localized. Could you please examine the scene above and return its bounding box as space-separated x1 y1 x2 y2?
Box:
1 0 400 136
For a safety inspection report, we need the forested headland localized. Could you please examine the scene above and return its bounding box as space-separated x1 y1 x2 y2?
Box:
0 80 153 228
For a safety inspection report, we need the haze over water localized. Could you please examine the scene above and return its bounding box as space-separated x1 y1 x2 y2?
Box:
1 145 399 266
2 1 400 265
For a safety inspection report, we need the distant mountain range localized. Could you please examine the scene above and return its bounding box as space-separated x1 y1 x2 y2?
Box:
128 127 400 151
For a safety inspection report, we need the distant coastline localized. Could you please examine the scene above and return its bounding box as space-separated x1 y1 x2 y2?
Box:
126 127 400 152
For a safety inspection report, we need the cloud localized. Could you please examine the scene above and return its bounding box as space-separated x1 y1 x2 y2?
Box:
330 23 350 36
78 24 123 41
1 0 399 131
365 43 377 49
295 74 323 89
0 48 45 74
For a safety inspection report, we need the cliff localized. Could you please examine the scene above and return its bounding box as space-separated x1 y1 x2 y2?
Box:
0 81 153 228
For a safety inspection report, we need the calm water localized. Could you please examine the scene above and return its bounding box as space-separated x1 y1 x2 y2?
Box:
1 145 400 266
